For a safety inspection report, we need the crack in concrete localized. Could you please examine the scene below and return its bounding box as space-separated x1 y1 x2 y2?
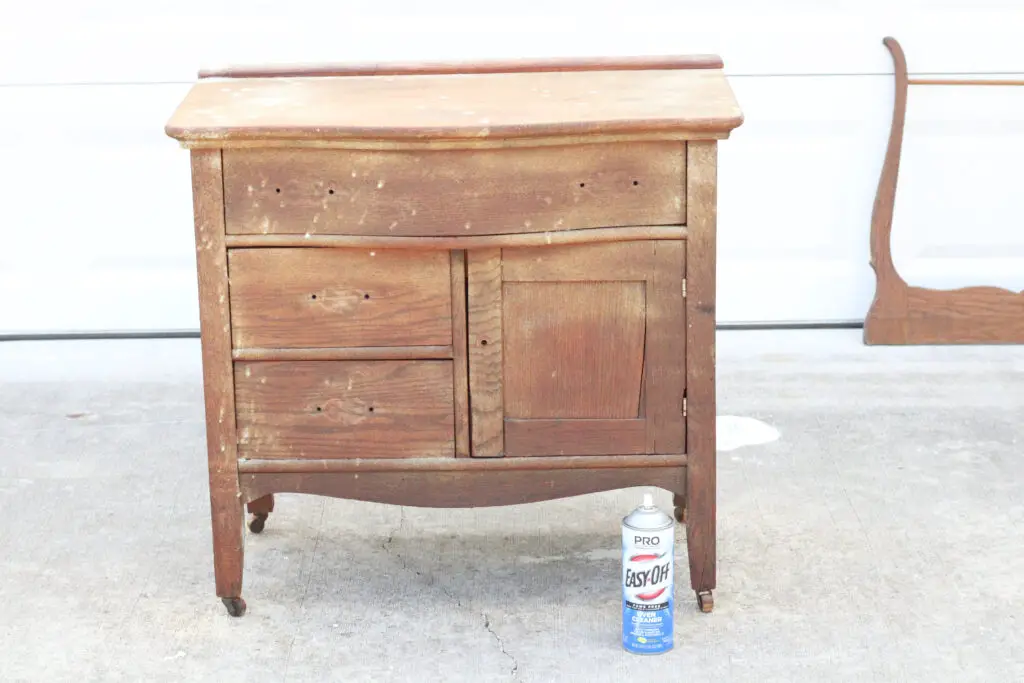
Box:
380 510 515 677
284 498 327 682
483 613 519 679
381 506 406 562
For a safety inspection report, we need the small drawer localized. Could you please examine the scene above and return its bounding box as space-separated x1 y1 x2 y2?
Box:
227 248 452 349
235 360 455 459
222 142 685 237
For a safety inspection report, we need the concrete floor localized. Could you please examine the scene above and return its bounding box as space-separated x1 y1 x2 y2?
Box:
1 330 1022 682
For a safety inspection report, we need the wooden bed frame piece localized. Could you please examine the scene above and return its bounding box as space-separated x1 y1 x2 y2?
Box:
864 36 1024 345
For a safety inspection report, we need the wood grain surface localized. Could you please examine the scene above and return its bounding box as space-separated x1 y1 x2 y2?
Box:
503 419 647 457
685 140 718 595
644 240 686 453
227 248 452 348
223 225 687 249
237 453 686 474
235 361 455 459
222 145 684 237
232 346 452 361
240 466 686 509
450 251 470 457
166 68 743 144
864 37 1024 345
466 249 504 457
190 149 245 600
200 54 724 79
502 282 645 419
498 240 685 453
501 240 667 281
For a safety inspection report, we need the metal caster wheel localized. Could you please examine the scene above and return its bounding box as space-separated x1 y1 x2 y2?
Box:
249 513 268 534
222 597 247 617
696 590 714 613
673 505 686 524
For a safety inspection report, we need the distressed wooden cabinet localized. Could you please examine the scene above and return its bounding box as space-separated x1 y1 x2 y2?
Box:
165 56 743 617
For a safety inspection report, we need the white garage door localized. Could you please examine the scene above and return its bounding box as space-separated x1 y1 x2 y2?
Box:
2 1 1022 334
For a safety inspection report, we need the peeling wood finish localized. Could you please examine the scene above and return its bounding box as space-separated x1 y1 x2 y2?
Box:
864 37 1024 345
644 241 687 453
238 453 687 474
450 251 471 457
232 346 452 361
178 131 726 151
166 67 743 145
200 54 724 79
466 249 505 457
190 149 245 601
235 361 455 460
172 56 738 615
685 141 718 597
496 241 685 456
222 145 684 237
502 282 646 419
227 248 452 348
240 467 687 509
503 419 648 457
223 225 687 249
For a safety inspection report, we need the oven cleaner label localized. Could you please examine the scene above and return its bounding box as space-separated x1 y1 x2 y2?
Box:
622 524 674 654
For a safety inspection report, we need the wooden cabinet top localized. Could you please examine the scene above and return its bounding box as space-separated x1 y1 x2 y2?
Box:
165 55 743 148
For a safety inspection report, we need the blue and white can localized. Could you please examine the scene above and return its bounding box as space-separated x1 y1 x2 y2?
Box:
622 492 675 654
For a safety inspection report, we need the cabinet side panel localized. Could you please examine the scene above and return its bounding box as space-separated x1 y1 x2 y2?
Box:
467 249 504 457
191 149 244 598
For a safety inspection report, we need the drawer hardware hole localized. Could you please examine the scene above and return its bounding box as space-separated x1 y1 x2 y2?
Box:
633 180 640 186
363 293 371 300
315 406 322 412
579 182 586 188
368 406 375 413
310 294 317 300
480 339 488 346
328 189 335 195
275 188 281 193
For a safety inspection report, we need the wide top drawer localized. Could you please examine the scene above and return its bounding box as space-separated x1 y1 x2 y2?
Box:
222 143 685 237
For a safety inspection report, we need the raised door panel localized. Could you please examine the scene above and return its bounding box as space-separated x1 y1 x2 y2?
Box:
467 241 685 457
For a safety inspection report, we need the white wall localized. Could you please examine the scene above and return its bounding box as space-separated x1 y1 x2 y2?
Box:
1 1 1022 333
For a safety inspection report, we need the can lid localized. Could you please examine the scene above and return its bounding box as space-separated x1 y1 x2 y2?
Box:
623 489 673 530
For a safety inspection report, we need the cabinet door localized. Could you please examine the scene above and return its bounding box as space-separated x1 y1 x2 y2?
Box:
467 241 685 457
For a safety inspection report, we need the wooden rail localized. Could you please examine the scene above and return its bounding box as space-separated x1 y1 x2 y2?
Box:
909 77 1024 86
224 226 687 250
199 55 724 79
237 454 688 473
233 346 452 361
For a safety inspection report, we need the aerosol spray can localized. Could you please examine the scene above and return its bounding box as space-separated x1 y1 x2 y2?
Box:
622 491 674 654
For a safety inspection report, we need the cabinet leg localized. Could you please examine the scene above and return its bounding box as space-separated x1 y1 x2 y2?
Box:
247 494 275 534
686 446 715 612
211 481 246 616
